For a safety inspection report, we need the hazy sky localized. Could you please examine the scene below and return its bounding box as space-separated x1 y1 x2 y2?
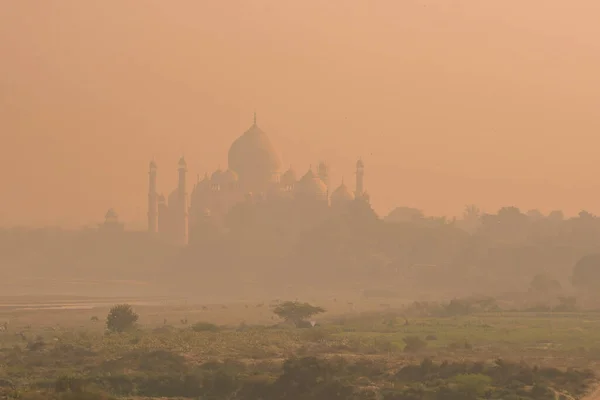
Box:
1 1 600 227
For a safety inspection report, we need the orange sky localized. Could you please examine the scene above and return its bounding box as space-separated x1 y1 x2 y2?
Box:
1 1 600 227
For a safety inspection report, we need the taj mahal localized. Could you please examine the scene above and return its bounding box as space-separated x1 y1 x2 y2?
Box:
145 114 369 245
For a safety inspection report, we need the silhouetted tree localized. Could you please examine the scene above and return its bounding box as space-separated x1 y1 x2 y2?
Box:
106 304 139 333
572 253 600 292
403 336 428 353
547 210 564 222
529 274 562 294
460 204 481 233
526 209 544 221
273 301 325 327
385 207 424 223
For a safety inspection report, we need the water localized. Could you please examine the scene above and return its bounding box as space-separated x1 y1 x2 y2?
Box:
0 299 181 311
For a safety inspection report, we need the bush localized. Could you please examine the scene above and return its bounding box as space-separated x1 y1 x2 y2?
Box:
20 391 116 400
403 336 428 353
8 356 596 400
451 374 492 399
554 296 578 312
191 322 220 332
530 274 562 294
106 304 138 333
300 327 331 343
448 340 473 350
572 253 600 291
55 375 86 393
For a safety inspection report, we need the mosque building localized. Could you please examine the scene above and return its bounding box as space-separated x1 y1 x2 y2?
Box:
100 208 124 232
147 114 369 245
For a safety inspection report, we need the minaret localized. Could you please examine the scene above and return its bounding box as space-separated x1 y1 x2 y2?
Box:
177 156 189 245
147 160 158 233
355 158 365 198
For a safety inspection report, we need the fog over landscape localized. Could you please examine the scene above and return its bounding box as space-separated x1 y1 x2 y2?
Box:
2 1 600 227
3 2 600 400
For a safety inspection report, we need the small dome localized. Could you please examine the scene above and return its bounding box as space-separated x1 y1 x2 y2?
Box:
193 173 211 196
295 169 328 197
211 169 224 184
281 167 297 186
105 208 118 219
221 169 239 185
178 156 187 168
331 181 354 205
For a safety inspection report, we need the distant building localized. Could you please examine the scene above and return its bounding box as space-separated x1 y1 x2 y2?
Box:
147 114 369 245
100 208 124 232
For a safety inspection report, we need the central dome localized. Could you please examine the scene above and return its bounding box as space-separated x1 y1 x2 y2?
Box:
227 116 282 192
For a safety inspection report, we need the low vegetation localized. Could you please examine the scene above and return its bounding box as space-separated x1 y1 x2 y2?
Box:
6 356 594 400
105 304 139 333
0 296 599 399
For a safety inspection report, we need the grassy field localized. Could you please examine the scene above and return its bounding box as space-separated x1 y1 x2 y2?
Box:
0 295 598 399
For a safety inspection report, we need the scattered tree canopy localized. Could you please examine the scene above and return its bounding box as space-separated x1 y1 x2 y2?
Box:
529 274 562 294
572 253 600 291
273 301 325 327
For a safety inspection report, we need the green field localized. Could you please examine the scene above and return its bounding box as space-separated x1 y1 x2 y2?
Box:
0 297 598 399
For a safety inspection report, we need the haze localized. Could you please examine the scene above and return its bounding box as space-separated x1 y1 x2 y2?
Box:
1 0 599 227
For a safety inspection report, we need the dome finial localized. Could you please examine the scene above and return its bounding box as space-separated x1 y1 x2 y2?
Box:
253 111 257 126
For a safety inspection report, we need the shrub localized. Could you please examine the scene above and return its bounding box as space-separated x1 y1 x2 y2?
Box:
448 340 473 350
530 274 562 294
55 375 86 393
553 296 578 312
191 322 220 332
106 304 138 333
572 253 600 291
300 327 331 343
403 336 428 353
21 391 116 400
451 374 492 399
